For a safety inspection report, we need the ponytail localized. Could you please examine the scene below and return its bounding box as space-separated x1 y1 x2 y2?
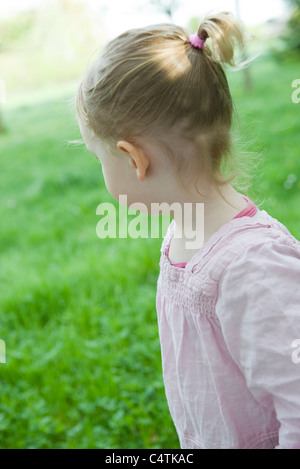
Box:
195 11 245 67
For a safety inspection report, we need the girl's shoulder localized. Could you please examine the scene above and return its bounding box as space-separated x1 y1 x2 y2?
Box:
184 209 300 283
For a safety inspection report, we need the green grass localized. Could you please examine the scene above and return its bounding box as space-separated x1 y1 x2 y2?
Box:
229 54 300 237
0 54 299 449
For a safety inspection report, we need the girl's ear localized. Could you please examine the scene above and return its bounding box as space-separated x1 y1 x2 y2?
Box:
117 140 150 181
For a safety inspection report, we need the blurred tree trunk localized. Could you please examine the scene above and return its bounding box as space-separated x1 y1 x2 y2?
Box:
282 0 300 53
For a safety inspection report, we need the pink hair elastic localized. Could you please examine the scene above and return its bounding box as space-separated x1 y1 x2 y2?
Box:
189 33 206 50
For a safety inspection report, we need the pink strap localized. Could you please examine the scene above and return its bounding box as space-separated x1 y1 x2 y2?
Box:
233 196 258 219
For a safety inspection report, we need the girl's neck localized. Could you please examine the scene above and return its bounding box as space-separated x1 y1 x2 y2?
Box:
169 184 248 263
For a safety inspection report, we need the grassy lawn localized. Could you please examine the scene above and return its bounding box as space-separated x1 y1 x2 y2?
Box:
0 53 299 449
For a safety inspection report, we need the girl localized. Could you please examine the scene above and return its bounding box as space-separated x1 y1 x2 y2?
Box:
76 12 300 449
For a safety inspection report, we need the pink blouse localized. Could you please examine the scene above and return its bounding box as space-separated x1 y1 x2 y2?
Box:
156 198 300 449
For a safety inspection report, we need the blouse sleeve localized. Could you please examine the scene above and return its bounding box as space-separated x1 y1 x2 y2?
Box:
215 239 300 449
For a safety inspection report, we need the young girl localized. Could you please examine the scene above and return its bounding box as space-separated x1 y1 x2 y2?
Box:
76 12 300 449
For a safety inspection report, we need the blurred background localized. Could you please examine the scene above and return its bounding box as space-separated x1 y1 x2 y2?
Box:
0 0 299 449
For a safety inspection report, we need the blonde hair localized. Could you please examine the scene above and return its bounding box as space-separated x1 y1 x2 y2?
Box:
76 11 247 194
